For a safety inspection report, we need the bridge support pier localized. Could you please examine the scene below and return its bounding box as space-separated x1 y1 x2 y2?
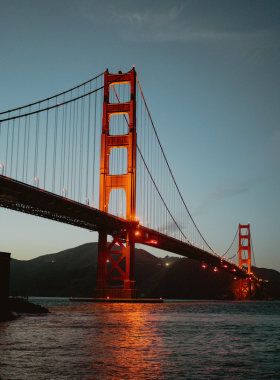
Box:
238 278 251 299
230 278 259 299
93 229 138 299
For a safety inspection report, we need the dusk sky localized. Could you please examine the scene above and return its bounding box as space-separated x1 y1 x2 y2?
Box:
0 1 279 271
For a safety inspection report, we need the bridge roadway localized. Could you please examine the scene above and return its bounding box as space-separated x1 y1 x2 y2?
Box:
0 176 257 281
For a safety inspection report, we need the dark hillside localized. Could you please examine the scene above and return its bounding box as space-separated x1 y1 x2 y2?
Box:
9 243 280 299
251 266 280 282
10 243 99 297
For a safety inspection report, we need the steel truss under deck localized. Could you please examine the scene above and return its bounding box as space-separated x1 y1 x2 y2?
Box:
0 175 257 282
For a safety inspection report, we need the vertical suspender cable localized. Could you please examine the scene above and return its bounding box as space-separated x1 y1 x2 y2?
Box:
70 99 76 199
67 92 73 195
10 119 15 177
5 114 10 176
60 94 66 194
26 110 31 183
44 102 49 190
34 104 40 181
52 100 58 193
86 83 91 202
15 110 21 180
73 96 79 200
22 116 27 182
62 102 67 192
92 81 97 207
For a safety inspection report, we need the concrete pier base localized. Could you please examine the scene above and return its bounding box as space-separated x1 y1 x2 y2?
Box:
92 288 138 300
70 298 163 303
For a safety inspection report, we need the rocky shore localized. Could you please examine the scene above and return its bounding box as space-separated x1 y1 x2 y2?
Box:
0 298 49 322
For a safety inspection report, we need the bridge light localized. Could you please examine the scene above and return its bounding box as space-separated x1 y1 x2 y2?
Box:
34 177 39 188
62 188 67 197
234 277 237 280
214 267 218 272
135 231 139 235
0 164 4 175
107 296 110 299
85 197 89 205
202 264 206 268
166 263 169 266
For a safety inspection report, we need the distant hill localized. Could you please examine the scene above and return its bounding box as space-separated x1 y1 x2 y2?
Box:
9 243 280 299
251 266 280 282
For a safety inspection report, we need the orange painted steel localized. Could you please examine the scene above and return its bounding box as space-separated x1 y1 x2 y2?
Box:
93 68 138 299
238 223 252 298
239 224 251 273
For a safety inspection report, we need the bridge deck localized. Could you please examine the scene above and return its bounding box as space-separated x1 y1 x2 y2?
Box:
0 176 256 281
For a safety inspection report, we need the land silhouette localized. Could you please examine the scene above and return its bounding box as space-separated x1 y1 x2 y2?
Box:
9 243 280 300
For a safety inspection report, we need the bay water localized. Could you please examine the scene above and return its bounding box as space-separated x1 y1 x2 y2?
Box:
1 298 280 379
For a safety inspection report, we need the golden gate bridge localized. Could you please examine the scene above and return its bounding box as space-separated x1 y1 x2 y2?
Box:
0 67 258 299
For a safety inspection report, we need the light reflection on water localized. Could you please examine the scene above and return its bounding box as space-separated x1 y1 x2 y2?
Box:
1 300 280 379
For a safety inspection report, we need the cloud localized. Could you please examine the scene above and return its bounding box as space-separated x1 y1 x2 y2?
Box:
80 3 273 44
193 176 264 216
116 10 265 43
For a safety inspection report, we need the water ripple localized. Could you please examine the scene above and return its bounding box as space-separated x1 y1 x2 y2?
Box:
0 300 280 379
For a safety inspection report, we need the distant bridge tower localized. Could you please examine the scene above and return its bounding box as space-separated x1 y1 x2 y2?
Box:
238 223 252 298
93 68 138 299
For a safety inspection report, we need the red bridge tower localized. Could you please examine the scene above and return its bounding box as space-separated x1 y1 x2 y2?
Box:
93 68 138 299
238 223 252 298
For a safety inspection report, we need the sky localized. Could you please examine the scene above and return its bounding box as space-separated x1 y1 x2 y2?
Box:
0 0 279 271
